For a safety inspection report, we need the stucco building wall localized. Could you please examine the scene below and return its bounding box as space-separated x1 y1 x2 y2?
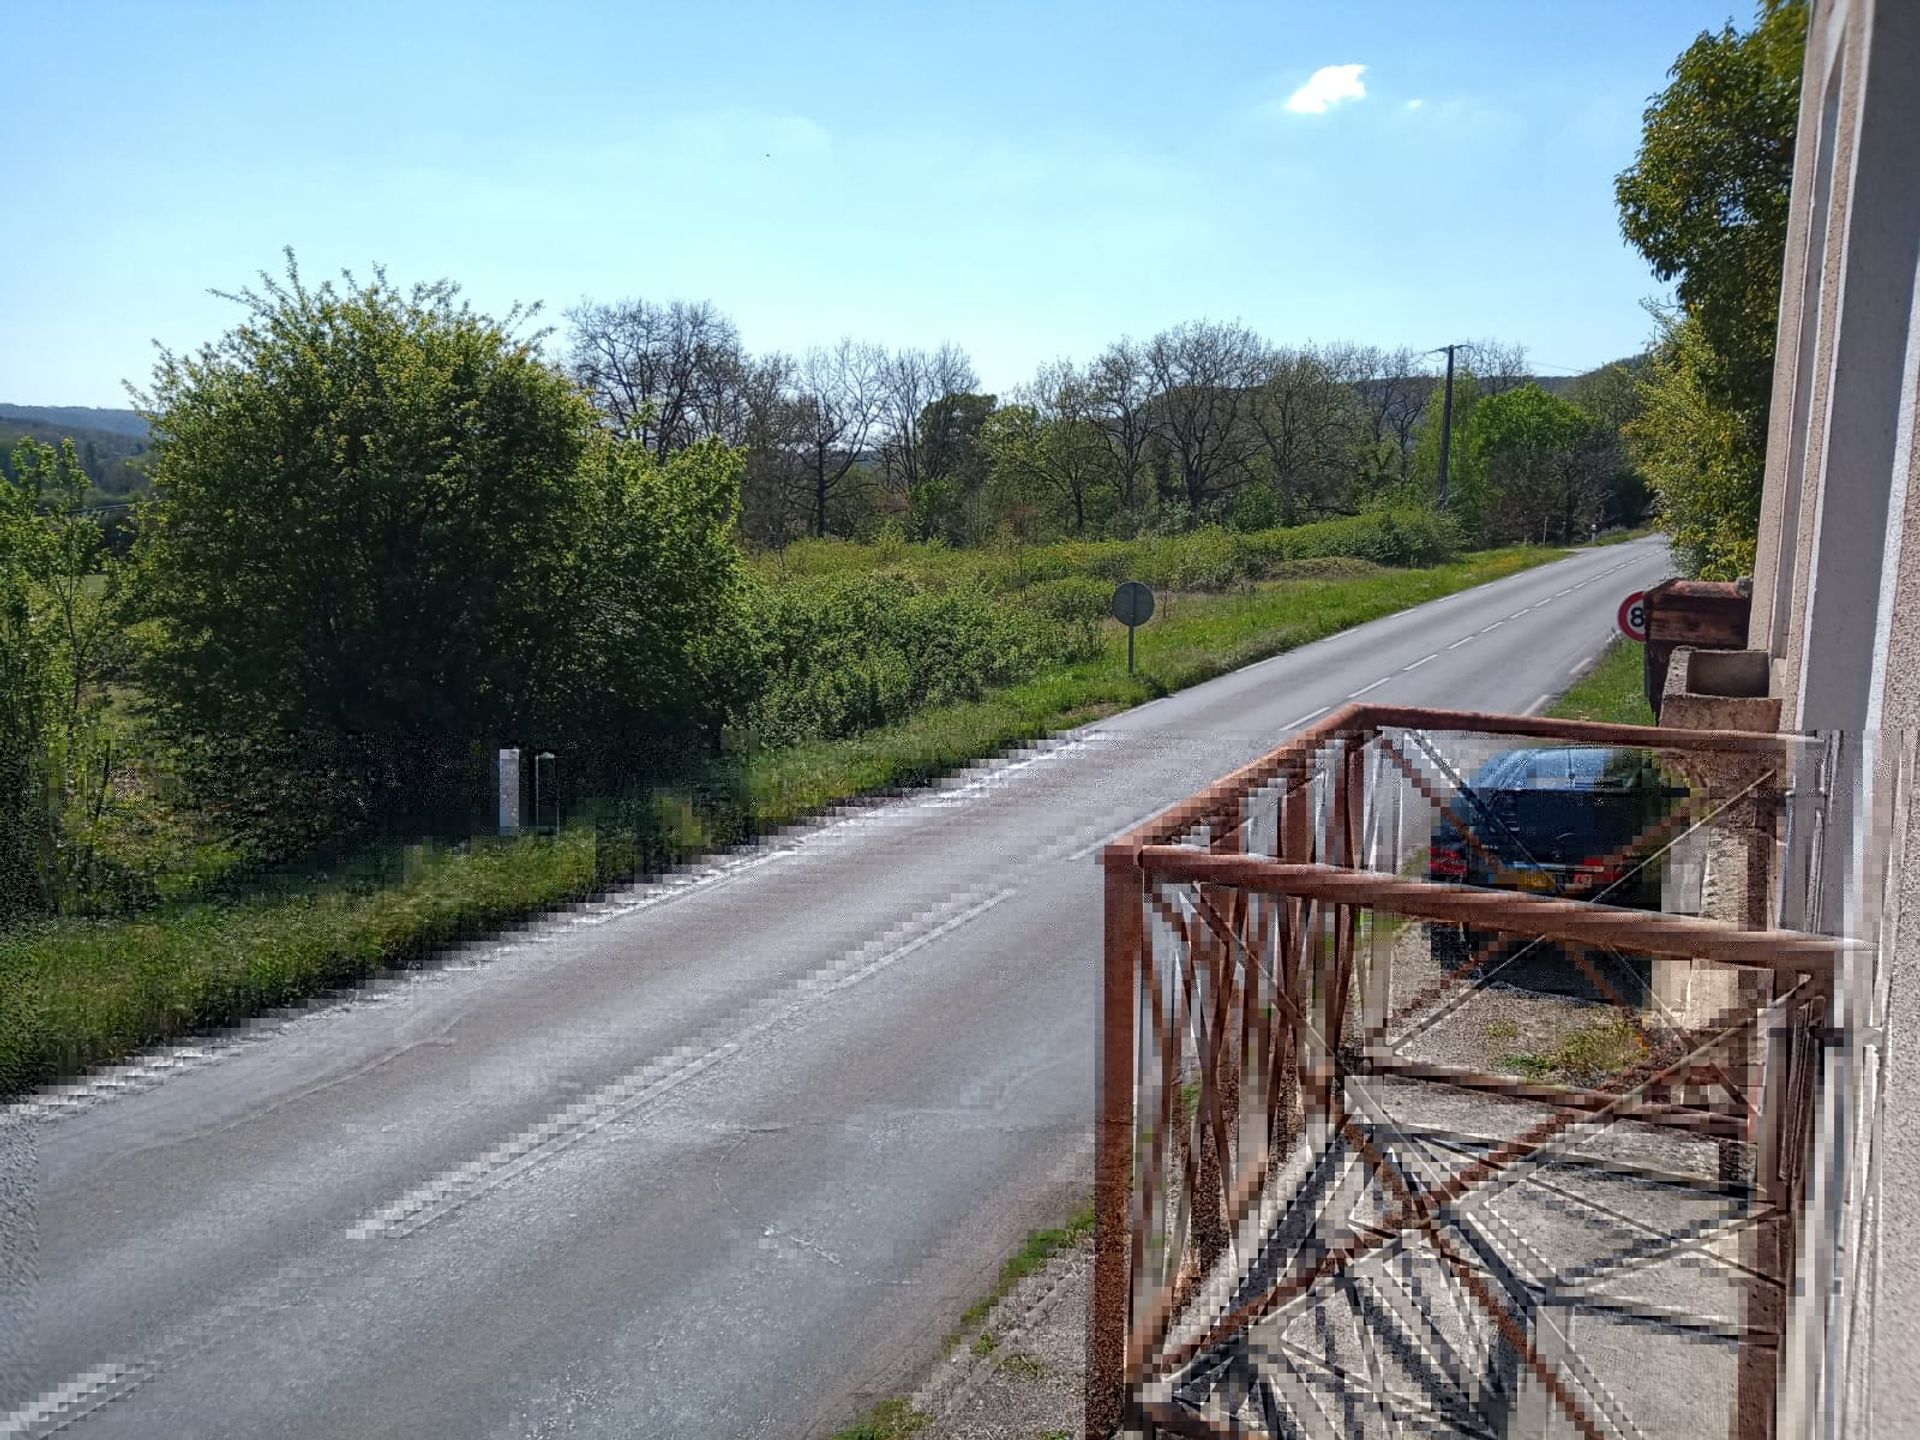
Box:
1742 1 1920 1433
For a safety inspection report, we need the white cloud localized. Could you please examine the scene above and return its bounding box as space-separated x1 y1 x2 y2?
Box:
1405 98 1425 111
1283 64 1367 115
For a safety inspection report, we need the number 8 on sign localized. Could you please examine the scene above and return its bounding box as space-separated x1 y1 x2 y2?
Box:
1617 590 1648 643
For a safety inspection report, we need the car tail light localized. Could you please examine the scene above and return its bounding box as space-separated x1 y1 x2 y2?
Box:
1431 846 1468 880
1577 861 1626 889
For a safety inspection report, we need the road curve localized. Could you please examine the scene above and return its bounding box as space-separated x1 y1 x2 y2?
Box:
0 539 1673 1439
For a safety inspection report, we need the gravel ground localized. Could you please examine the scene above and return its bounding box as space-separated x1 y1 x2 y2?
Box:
1379 918 1650 1078
914 1239 1089 1440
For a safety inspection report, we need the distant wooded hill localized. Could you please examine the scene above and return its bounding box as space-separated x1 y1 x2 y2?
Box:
0 403 149 440
0 404 152 503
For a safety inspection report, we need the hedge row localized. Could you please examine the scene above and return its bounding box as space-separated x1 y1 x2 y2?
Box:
765 508 1464 596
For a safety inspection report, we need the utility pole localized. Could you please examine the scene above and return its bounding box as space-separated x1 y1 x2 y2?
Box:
1436 343 1457 511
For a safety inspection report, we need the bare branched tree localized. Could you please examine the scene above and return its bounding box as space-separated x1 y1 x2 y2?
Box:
735 352 808 547
877 343 977 493
983 360 1112 535
565 298 746 459
1142 321 1267 512
792 340 887 539
1462 339 1532 398
1086 338 1155 513
560 282 1581 547
1342 345 1434 480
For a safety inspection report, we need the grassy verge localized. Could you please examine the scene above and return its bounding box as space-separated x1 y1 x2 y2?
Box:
826 1202 1095 1440
1586 525 1659 547
1 545 1565 1098
1546 637 1653 726
749 546 1560 825
827 1398 929 1440
0 832 607 1096
956 1204 1096 1338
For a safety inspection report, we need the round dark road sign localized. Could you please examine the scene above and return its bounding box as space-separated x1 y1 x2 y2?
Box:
1111 580 1155 627
1617 590 1648 643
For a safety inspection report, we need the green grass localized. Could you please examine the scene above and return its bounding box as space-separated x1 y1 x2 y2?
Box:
0 831 607 1096
755 508 1464 595
956 1203 1096 1334
1586 525 1658 547
1 545 1566 1098
1547 637 1653 727
827 1398 928 1440
998 1353 1049 1379
1501 1014 1647 1087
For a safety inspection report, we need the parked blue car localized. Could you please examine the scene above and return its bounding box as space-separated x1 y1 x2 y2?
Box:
1427 747 1679 998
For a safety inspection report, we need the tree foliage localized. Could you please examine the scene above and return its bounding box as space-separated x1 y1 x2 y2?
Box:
1462 385 1619 546
1616 0 1805 430
135 256 750 848
561 298 1650 548
1626 311 1760 578
1615 0 1806 572
0 439 128 917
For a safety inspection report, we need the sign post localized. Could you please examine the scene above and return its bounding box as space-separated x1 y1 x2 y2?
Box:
1617 590 1649 643
497 747 521 835
534 751 556 833
1111 581 1156 675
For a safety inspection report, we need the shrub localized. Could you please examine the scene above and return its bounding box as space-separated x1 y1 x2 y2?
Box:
745 572 1101 748
1022 575 1111 653
134 257 752 852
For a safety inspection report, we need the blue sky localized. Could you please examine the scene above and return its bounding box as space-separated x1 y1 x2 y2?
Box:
4 0 1747 407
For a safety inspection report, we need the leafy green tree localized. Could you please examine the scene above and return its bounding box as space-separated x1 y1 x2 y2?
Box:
1616 0 1805 428
900 475 964 545
0 439 127 917
916 392 996 497
0 450 54 917
135 255 751 845
1407 369 1484 519
1626 311 1760 577
1568 361 1654 529
1615 0 1805 569
1242 346 1369 524
980 392 1112 537
1461 385 1615 545
548 437 757 780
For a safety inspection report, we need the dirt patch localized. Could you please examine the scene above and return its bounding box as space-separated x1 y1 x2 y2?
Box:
1380 920 1645 1080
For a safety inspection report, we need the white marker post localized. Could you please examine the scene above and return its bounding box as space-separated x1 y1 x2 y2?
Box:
497 747 521 835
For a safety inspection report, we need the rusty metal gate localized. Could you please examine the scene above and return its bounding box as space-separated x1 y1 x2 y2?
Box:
1089 705 1840 1440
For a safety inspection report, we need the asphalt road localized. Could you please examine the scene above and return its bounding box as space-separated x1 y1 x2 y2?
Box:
0 538 1672 1440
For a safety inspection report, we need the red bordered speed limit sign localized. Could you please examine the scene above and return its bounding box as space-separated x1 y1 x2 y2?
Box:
1617 590 1648 643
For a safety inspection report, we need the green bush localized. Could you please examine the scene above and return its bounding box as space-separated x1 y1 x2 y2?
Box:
752 507 1461 600
745 572 1102 748
134 260 753 852
1022 575 1111 653
1163 528 1242 591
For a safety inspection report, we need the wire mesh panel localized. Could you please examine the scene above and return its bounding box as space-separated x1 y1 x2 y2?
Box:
1090 706 1838 1440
